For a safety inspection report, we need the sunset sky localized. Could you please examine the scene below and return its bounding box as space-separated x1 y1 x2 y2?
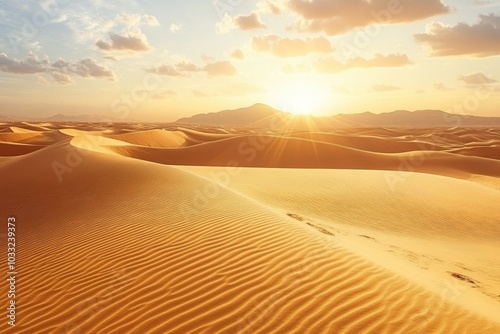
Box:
0 0 499 122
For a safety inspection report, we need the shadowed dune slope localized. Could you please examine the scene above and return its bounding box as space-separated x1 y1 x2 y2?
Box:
105 135 500 179
0 142 45 156
1 142 500 333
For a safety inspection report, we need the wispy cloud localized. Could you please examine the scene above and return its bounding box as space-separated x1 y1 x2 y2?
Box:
252 35 332 57
314 53 412 73
147 58 237 77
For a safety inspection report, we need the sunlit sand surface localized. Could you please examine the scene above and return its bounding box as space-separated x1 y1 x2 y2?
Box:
1 122 499 333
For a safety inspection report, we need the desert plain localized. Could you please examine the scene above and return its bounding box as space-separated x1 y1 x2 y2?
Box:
0 121 500 333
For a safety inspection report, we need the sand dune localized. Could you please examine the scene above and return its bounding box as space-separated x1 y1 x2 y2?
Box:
0 141 45 156
1 124 499 333
105 129 188 148
105 134 500 180
447 145 500 160
289 131 445 152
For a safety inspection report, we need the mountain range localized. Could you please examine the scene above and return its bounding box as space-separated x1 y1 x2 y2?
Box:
2 104 499 128
175 103 500 128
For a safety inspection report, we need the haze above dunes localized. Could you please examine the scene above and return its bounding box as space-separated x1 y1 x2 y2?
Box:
1 121 500 333
4 103 500 128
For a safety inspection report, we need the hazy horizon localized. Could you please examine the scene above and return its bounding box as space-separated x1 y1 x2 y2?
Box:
1 1 499 122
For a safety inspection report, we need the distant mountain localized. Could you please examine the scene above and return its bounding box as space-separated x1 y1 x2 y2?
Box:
332 110 500 128
175 104 500 128
45 114 129 122
0 113 134 123
175 103 285 127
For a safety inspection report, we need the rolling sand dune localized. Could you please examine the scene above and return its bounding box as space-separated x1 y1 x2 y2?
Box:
288 131 445 152
447 146 500 160
105 134 500 180
105 129 189 148
1 124 500 333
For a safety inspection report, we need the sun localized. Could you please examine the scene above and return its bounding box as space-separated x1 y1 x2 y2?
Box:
272 80 329 115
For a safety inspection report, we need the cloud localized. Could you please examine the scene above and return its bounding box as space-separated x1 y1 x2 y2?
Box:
67 12 158 45
51 72 75 85
147 59 237 77
170 23 180 33
117 13 159 27
314 53 412 73
371 84 402 92
257 0 287 15
0 52 50 74
414 14 500 57
458 72 497 85
103 55 118 61
203 61 237 76
96 33 151 52
284 0 449 35
230 49 245 59
146 61 200 77
0 52 115 84
89 13 159 53
72 58 115 78
253 35 332 57
217 12 267 33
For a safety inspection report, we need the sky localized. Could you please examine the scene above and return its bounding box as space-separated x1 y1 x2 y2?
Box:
0 0 499 122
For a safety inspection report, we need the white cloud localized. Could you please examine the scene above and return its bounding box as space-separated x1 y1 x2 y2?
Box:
170 23 180 33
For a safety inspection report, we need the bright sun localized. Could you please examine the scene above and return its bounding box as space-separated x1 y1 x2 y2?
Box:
273 81 329 115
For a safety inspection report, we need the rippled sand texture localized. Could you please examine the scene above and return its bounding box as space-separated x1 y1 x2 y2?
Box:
1 122 499 333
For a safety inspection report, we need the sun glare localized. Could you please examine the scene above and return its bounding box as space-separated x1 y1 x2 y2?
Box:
273 81 329 115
